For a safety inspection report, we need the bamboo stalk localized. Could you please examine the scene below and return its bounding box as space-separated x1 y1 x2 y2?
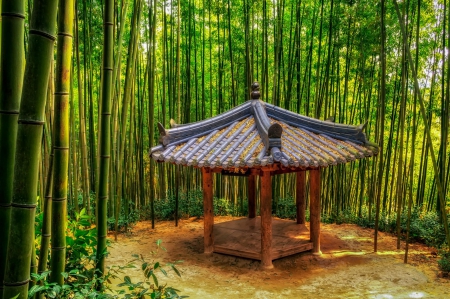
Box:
96 0 114 279
49 0 74 285
3 0 58 297
393 0 450 247
0 0 25 296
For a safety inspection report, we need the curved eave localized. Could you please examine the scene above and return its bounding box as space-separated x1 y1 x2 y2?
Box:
157 101 252 146
265 102 371 145
150 115 378 170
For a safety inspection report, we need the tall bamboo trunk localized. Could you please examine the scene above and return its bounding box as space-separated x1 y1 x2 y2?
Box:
393 0 450 247
37 150 53 299
75 0 90 215
0 1 25 297
2 0 58 297
115 0 141 238
96 0 114 278
49 0 74 285
36 72 55 299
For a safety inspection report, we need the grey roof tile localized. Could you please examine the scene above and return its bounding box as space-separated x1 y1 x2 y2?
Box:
151 98 378 170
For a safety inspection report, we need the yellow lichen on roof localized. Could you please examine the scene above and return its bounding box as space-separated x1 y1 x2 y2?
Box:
239 132 260 159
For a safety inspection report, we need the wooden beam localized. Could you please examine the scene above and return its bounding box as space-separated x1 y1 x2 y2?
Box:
296 171 306 224
309 168 322 255
202 168 214 253
260 170 273 269
222 169 251 176
248 175 256 218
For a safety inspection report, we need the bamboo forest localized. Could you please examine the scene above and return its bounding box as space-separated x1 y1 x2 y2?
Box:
0 0 450 298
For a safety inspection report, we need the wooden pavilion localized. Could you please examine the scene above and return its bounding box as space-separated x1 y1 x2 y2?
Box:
151 82 378 269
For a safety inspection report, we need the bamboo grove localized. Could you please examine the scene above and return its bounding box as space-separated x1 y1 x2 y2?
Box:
0 0 450 297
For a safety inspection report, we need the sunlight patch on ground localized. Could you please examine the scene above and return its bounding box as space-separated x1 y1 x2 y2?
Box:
340 236 373 242
371 291 426 299
408 292 425 298
318 250 367 259
329 251 366 257
372 251 404 256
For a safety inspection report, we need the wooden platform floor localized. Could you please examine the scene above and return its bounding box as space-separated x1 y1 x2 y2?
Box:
213 217 313 260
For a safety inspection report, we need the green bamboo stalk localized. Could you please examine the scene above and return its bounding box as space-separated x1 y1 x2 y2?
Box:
374 0 386 250
29 228 37 298
69 61 79 216
75 0 90 215
149 0 157 229
36 74 54 299
393 0 450 247
35 65 55 294
396 6 407 249
115 0 141 239
37 150 52 299
176 0 181 120
49 0 74 285
404 1 421 264
2 0 58 297
110 1 129 219
440 0 450 217
0 0 25 297
96 0 114 278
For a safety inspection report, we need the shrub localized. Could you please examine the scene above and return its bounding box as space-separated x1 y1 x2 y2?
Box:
143 188 248 220
107 202 140 233
273 195 297 220
438 249 450 274
214 198 234 216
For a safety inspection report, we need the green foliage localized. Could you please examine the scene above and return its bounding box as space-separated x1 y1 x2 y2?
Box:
143 188 247 220
322 206 447 248
116 244 186 299
65 209 101 275
67 192 97 218
28 236 186 299
273 195 297 220
33 211 185 298
145 189 202 220
214 198 240 216
107 202 140 233
407 209 447 248
438 249 450 273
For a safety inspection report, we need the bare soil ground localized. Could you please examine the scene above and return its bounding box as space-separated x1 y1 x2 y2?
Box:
108 216 449 299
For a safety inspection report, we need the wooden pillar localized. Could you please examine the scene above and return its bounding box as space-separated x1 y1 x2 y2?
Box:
309 168 322 255
248 174 256 218
202 168 214 253
296 171 306 224
260 170 273 269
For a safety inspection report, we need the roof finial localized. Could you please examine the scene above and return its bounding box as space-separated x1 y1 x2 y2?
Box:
251 81 260 100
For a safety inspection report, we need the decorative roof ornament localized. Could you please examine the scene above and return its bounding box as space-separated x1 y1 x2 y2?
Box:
250 81 261 100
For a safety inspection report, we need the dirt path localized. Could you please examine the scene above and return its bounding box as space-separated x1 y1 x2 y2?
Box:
108 217 449 298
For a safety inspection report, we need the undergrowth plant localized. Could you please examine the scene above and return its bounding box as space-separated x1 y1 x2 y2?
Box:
116 241 184 299
438 248 450 274
33 209 185 298
143 189 247 220
107 202 140 233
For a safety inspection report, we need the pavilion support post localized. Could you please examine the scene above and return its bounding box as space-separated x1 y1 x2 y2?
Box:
248 174 256 218
202 168 214 254
296 171 306 224
310 168 322 255
260 169 273 269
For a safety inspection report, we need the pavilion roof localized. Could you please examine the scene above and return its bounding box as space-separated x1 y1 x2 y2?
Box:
150 84 378 170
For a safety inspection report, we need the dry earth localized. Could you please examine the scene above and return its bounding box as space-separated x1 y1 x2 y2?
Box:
107 216 449 299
